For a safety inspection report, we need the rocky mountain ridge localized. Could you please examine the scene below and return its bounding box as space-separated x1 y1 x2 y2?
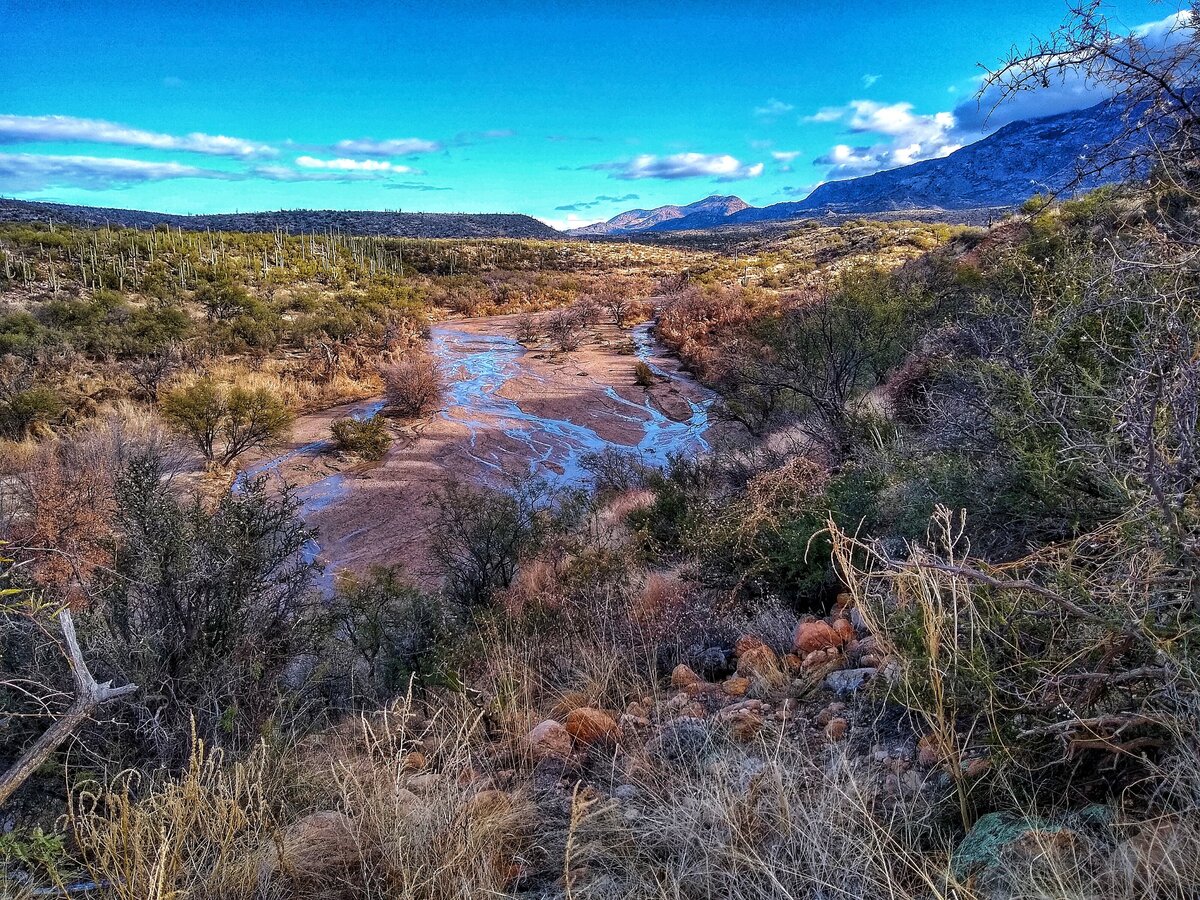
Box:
571 100 1132 235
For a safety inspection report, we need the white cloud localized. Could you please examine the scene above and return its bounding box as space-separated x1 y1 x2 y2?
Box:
0 152 235 191
805 107 846 124
771 150 801 173
806 8 1194 182
330 137 443 156
0 114 274 158
862 74 881 88
808 100 962 177
294 155 420 173
754 98 795 121
538 212 605 232
587 152 764 181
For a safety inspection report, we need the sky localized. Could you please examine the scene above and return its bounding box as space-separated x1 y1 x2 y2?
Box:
0 0 1183 229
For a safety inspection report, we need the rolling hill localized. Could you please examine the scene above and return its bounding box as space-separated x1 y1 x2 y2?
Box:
0 198 562 239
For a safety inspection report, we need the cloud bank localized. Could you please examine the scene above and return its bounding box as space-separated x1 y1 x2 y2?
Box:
0 114 274 158
586 153 764 181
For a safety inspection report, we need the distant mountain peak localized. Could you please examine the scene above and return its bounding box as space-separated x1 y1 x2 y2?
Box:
565 101 1133 235
566 194 748 236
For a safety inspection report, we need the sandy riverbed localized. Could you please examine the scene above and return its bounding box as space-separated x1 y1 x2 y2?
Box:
237 314 717 587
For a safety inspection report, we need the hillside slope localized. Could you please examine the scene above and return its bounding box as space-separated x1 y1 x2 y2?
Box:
567 195 748 236
0 198 561 239
735 100 1130 221
573 101 1131 236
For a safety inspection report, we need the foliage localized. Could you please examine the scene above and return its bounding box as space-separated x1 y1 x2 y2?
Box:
86 455 321 760
161 379 292 466
329 416 392 460
327 567 447 704
427 479 567 607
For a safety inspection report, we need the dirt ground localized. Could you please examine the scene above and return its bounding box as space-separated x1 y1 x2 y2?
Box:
238 313 717 588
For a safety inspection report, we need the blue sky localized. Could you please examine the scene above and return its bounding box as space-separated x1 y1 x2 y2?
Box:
0 0 1179 228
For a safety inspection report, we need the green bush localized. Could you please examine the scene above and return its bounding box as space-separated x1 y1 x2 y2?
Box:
0 386 63 437
161 379 292 466
330 416 392 460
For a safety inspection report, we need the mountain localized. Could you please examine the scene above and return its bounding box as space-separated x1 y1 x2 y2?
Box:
566 195 749 236
736 100 1130 222
0 198 561 239
573 101 1131 235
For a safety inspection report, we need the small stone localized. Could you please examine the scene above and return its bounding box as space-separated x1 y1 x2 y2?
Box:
723 675 751 696
464 789 513 820
671 664 702 689
727 710 765 742
917 734 940 767
783 653 804 673
613 784 638 801
825 667 877 695
409 772 443 792
802 648 832 669
734 634 768 656
626 701 649 719
645 720 714 770
825 717 849 741
402 750 427 771
832 617 856 646
736 645 781 679
680 701 707 719
964 757 992 778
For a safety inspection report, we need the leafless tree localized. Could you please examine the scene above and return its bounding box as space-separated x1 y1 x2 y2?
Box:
381 352 444 417
128 344 184 400
0 582 135 808
512 313 539 344
546 308 583 352
983 1 1199 203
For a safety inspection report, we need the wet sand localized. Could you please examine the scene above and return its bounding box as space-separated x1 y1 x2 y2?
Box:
237 314 716 587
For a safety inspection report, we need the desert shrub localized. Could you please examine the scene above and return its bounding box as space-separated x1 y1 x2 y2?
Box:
0 311 51 356
330 416 392 460
381 352 443 418
832 506 1200 815
427 479 567 607
512 313 538 344
634 360 655 387
327 567 447 704
0 386 63 438
546 307 583 351
161 379 293 467
85 455 322 760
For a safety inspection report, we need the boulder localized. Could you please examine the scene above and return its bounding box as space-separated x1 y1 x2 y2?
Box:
734 634 768 656
528 719 573 759
564 707 620 745
645 719 714 771
832 617 856 645
824 667 876 695
722 675 752 696
825 717 849 741
260 810 360 894
736 645 781 679
794 619 839 654
670 663 702 689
